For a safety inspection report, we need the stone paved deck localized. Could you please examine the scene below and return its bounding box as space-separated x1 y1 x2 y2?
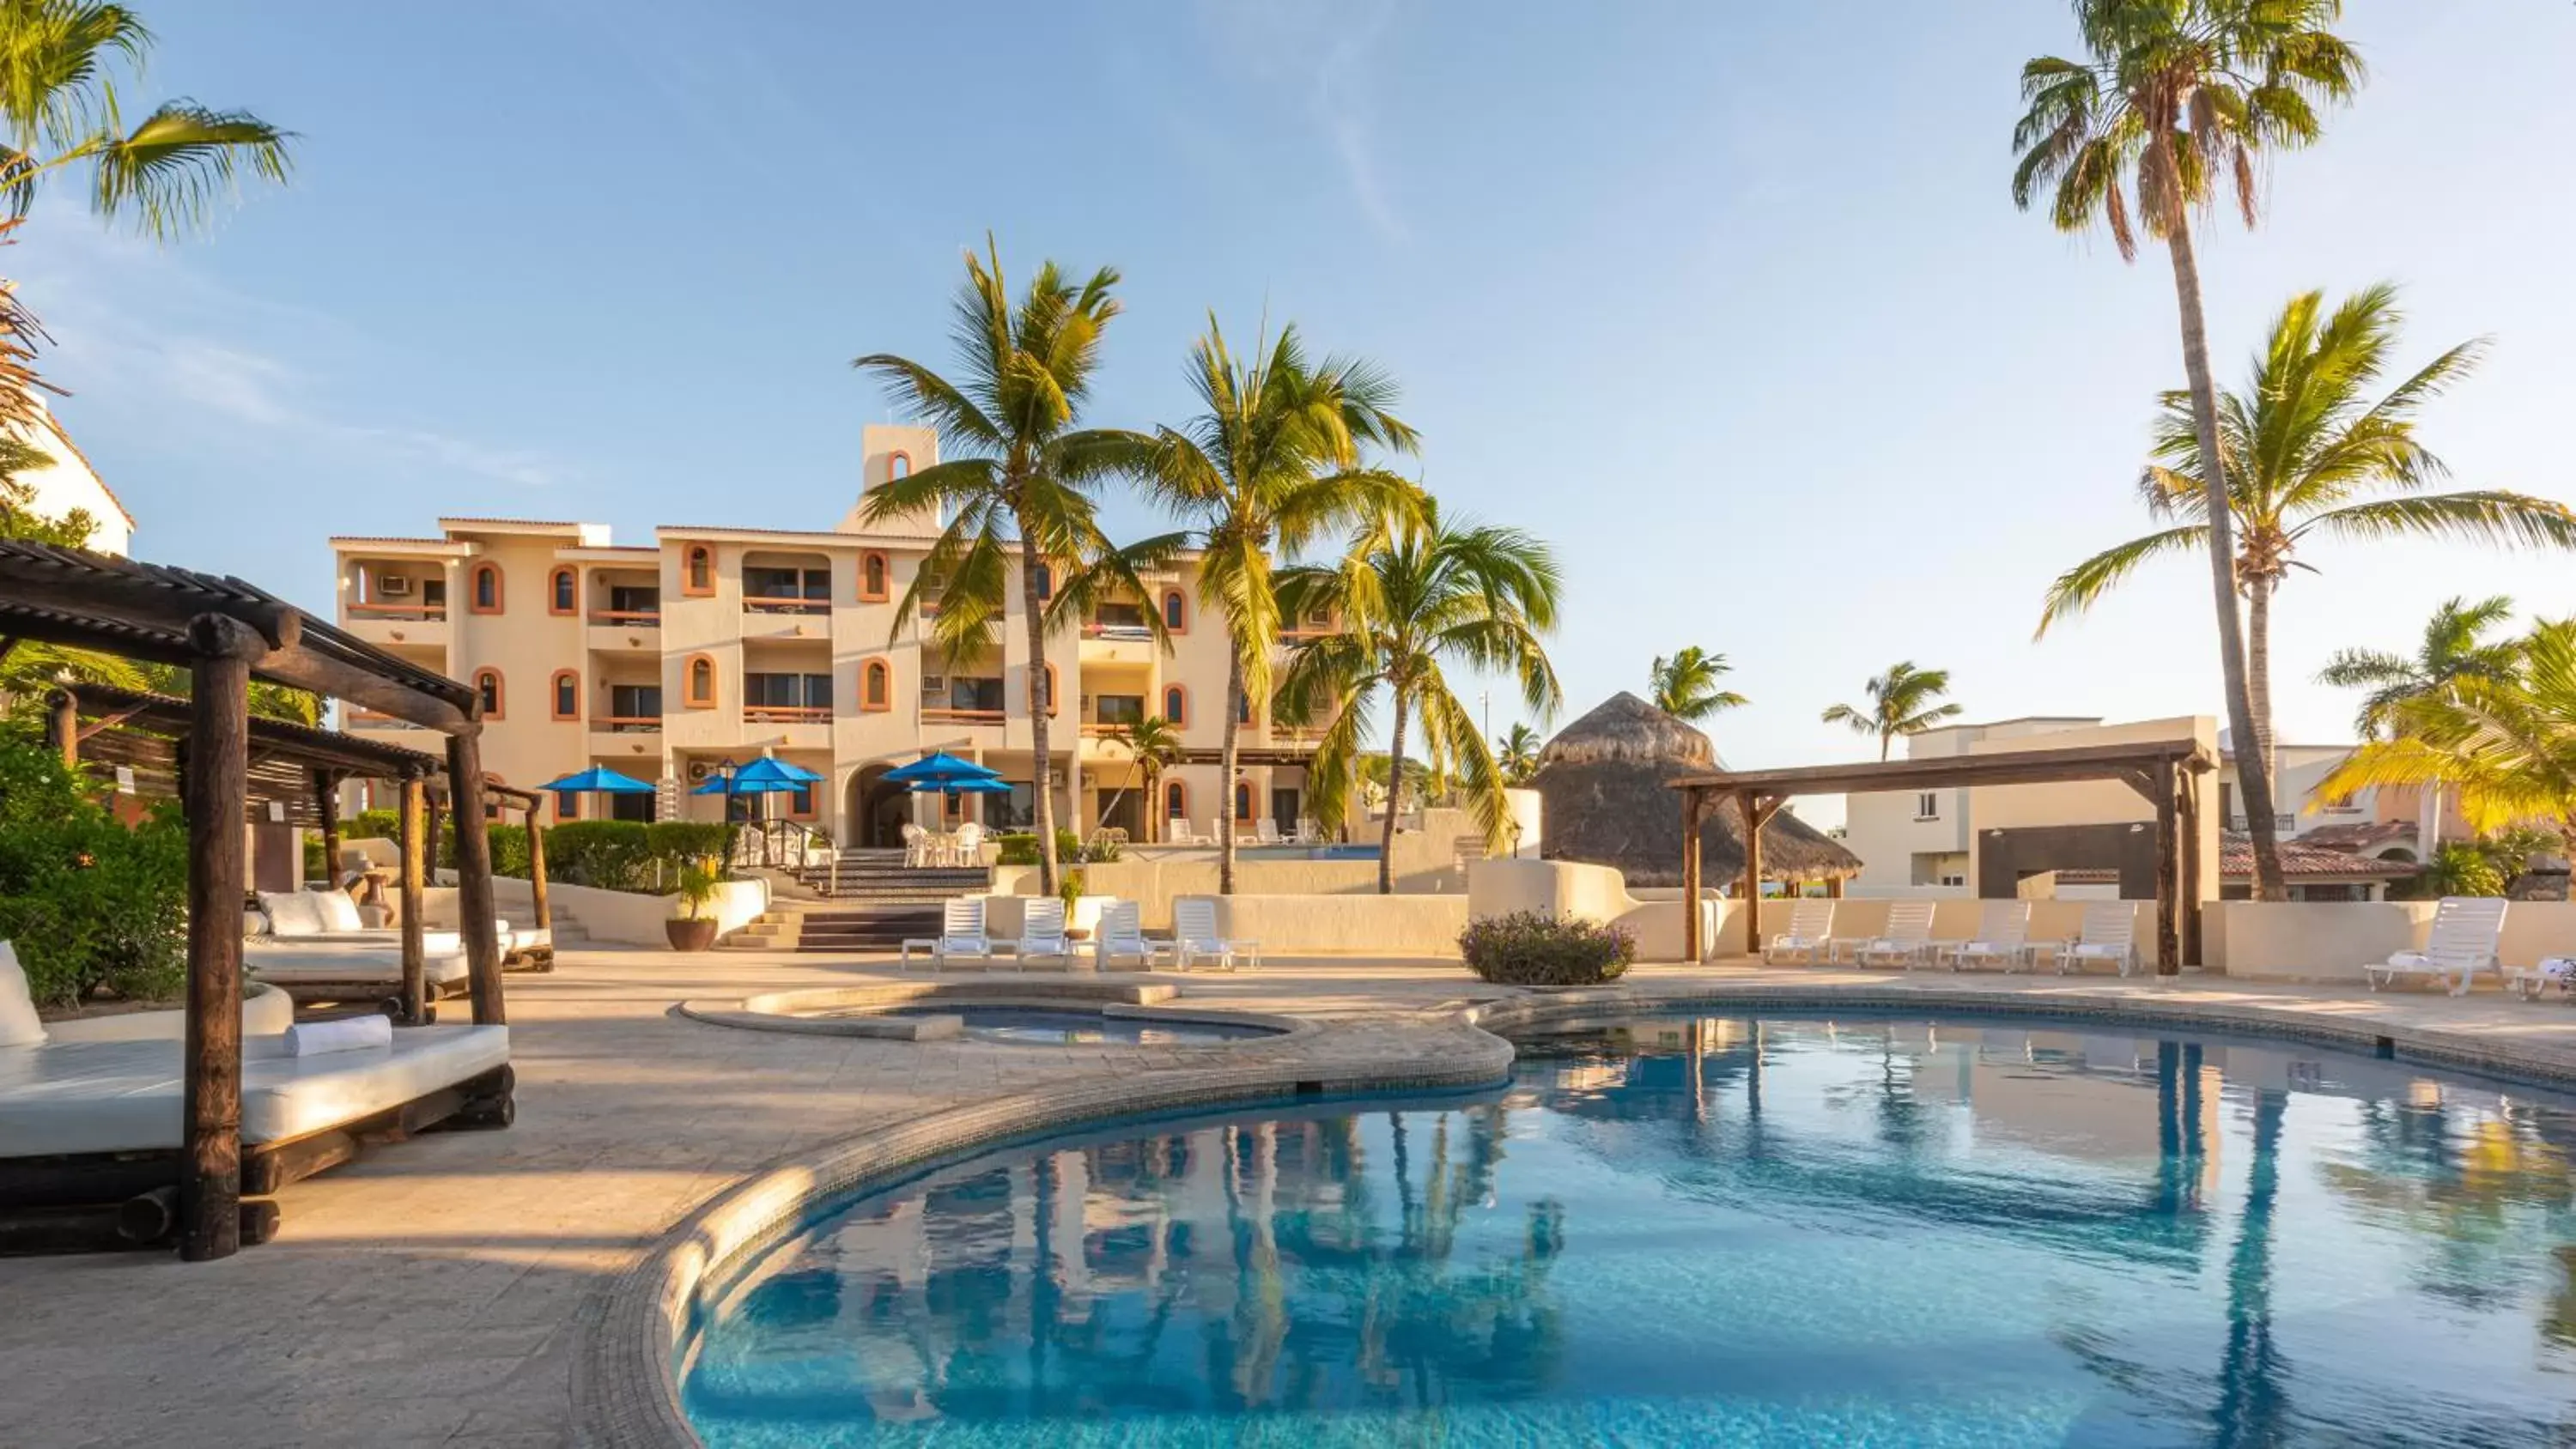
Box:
11 948 2576 1448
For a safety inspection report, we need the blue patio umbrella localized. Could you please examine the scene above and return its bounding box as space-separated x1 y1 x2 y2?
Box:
538 765 656 796
882 750 1001 788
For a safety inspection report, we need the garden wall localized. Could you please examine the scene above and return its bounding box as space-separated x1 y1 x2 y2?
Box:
1188 893 1471 956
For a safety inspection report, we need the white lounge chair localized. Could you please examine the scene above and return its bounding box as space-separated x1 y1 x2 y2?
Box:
933 898 994 969
1852 901 1938 970
948 822 985 868
1012 897 1075 967
1174 898 1258 972
1255 818 1284 846
1093 901 1167 972
1944 901 2033 973
1764 900 1836 965
2057 902 2142 977
2366 896 2507 996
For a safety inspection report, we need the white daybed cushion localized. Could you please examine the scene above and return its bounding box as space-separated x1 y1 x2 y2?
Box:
46 982 296 1044
0 943 46 1048
0 1024 509 1155
512 927 550 952
244 943 471 986
313 889 366 933
259 890 328 938
275 929 468 955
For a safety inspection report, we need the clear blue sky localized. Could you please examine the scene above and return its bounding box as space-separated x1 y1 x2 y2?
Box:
15 2 2575 824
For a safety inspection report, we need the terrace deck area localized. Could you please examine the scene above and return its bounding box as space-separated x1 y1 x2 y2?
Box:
11 946 2576 1447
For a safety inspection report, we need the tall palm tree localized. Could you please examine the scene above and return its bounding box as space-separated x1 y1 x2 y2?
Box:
1277 501 1562 894
1648 646 1749 723
2013 0 2363 900
2319 595 2524 740
1821 662 1962 761
854 238 1168 893
2037 287 2576 794
1137 317 1420 893
1496 723 1542 787
2317 619 2576 841
0 1 294 239
1095 712 1183 844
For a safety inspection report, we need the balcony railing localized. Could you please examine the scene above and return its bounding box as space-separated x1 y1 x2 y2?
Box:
921 706 1005 727
1082 718 1142 737
743 705 832 724
588 609 660 627
2229 814 2298 833
1081 621 1154 640
349 602 447 621
592 715 662 733
743 597 829 617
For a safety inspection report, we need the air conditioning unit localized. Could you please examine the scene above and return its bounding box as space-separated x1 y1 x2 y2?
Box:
920 674 947 699
377 574 414 598
687 761 713 783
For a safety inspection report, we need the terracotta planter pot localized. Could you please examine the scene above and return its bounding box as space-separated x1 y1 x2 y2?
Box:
665 917 719 952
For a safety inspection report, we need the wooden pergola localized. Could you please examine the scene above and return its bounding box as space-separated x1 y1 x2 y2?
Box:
1670 737 2216 973
0 542 511 1260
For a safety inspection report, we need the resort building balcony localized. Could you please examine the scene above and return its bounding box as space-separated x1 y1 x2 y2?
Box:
920 670 1007 738
739 555 831 638
1078 601 1157 665
583 568 662 652
342 600 449 651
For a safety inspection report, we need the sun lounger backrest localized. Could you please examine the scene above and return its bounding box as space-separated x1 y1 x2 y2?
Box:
943 898 987 937
1884 900 1935 943
1175 898 1219 943
1785 899 1834 940
1021 897 1066 935
1101 900 1142 943
2079 901 2135 948
1 941 46 1047
1978 900 2031 946
2424 896 2508 962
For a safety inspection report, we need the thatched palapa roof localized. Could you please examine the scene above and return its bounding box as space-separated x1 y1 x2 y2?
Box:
1534 692 1862 888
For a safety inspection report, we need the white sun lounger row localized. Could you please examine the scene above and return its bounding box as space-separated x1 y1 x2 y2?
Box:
1767 900 2143 975
901 897 1259 973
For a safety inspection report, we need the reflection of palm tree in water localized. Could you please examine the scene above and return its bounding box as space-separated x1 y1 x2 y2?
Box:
2214 1090 2290 1447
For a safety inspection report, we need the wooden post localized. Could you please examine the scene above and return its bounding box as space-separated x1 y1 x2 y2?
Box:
1824 875 1844 900
180 614 260 1262
446 734 507 1025
313 768 342 891
2177 765 2203 967
424 787 446 887
526 797 551 934
398 773 428 1024
1741 791 1765 958
1680 788 1703 963
44 688 77 768
2154 759 2180 975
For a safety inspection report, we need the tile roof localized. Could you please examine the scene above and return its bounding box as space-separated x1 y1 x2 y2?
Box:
2221 834 2419 879
2295 819 2419 852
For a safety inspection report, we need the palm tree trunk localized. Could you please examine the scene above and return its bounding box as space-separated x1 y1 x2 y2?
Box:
2245 574 2279 822
1218 653 1244 894
1024 543 1058 895
2165 211 2285 900
1879 730 1892 763
1378 682 1410 895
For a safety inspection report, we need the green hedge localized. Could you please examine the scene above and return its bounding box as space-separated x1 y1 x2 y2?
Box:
304 809 738 895
0 730 187 1009
993 828 1120 865
1458 911 1635 986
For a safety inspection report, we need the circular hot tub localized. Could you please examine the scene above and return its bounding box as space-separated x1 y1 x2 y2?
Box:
677 981 1305 1048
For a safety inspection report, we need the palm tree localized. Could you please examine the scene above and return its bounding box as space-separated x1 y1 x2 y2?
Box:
2317 619 2576 842
0 1 294 239
853 238 1168 893
2320 595 2524 740
1136 317 1420 893
2038 288 2575 796
1648 646 1748 723
2013 0 2363 900
1277 502 1562 894
1496 723 1542 787
1821 662 1962 761
1094 713 1183 844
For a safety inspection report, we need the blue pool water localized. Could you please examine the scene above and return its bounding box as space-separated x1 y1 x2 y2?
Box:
875 1005 1279 1046
681 1013 2576 1446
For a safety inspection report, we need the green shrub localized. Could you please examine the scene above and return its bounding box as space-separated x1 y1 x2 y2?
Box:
0 731 187 1008
1458 911 1635 986
994 829 1084 866
546 820 654 891
646 821 731 864
484 822 532 880
2422 841 2508 898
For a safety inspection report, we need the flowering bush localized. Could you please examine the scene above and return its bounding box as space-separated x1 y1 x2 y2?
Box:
1458 911 1634 985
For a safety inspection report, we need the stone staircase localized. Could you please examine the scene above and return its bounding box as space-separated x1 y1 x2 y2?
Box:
726 848 990 953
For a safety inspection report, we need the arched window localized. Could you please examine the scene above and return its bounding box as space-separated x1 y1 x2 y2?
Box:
683 545 714 597
557 793 581 822
887 451 912 481
683 653 716 709
469 562 502 615
473 668 504 719
1164 780 1188 822
549 566 576 616
1237 689 1253 726
1163 684 1188 726
1162 590 1187 633
1032 561 1053 601
860 551 889 603
862 658 890 712
1234 781 1254 822
1042 663 1059 717
550 670 580 721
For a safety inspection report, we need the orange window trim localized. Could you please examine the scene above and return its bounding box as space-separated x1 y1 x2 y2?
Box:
547 566 576 616
682 545 715 597
1163 589 1188 634
469 562 504 615
550 670 580 721
859 550 890 603
1163 683 1188 726
474 668 506 720
683 653 717 708
861 658 892 712
1042 662 1059 717
1164 779 1188 818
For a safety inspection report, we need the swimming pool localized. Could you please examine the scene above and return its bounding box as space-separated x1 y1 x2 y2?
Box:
856 1004 1281 1046
680 1012 2576 1446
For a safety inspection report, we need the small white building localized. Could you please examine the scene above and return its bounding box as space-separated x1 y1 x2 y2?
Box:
3 398 132 555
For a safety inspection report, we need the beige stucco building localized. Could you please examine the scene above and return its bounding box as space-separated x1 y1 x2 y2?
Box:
327 426 1325 846
5 397 133 555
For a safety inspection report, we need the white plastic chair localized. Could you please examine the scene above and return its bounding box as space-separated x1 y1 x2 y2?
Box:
1294 818 1323 845
1093 900 1166 972
1174 898 1259 972
933 898 993 969
1853 901 1938 970
1255 818 1284 846
1012 897 1073 966
2057 902 2142 977
2366 896 2507 996
1764 900 1836 965
1944 901 2033 973
950 822 984 868
900 822 930 869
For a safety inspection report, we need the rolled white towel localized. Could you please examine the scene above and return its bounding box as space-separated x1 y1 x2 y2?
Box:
282 1015 394 1058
